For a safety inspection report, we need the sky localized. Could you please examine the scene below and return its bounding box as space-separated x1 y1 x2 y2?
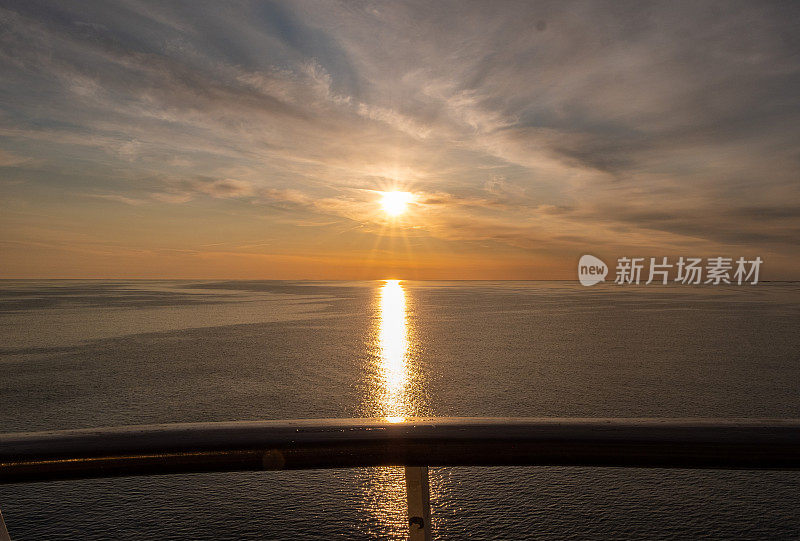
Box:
1 0 799 279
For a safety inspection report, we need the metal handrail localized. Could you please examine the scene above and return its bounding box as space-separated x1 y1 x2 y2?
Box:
3 418 799 540
3 417 800 484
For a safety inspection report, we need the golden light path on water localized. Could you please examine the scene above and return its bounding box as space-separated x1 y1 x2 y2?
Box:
378 279 411 422
359 279 417 537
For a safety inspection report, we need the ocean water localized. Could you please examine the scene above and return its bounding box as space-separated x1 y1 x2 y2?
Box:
1 280 799 539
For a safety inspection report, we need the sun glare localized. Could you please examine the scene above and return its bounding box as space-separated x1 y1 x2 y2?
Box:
379 191 413 216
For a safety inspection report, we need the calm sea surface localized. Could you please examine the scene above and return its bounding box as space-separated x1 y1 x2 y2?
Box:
1 280 799 539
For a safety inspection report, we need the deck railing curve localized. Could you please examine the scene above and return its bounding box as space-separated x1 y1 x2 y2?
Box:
2 417 800 540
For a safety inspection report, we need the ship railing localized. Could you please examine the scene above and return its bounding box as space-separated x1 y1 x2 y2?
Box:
2 417 800 541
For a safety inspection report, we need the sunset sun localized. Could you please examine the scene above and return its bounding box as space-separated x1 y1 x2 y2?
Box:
379 191 413 216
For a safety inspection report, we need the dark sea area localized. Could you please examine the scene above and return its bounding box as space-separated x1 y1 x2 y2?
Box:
1 280 799 539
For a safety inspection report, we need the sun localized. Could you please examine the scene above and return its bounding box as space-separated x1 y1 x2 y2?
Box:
379 191 413 216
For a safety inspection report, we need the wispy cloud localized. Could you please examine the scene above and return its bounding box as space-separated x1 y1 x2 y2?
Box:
0 149 33 167
1 0 798 277
85 194 145 206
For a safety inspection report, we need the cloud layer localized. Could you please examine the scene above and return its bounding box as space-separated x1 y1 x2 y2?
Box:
1 0 799 277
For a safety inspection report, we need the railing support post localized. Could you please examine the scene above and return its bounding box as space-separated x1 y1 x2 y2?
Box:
0 508 11 541
404 466 432 541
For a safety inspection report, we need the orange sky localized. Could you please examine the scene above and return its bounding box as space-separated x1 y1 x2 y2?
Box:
1 2 798 279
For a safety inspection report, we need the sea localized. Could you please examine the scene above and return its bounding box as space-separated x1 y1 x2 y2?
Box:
1 280 799 540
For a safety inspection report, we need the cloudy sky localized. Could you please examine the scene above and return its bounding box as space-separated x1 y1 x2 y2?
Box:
1 0 798 279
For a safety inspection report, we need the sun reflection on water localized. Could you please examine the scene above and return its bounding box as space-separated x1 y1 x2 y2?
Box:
356 279 417 538
378 279 411 421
